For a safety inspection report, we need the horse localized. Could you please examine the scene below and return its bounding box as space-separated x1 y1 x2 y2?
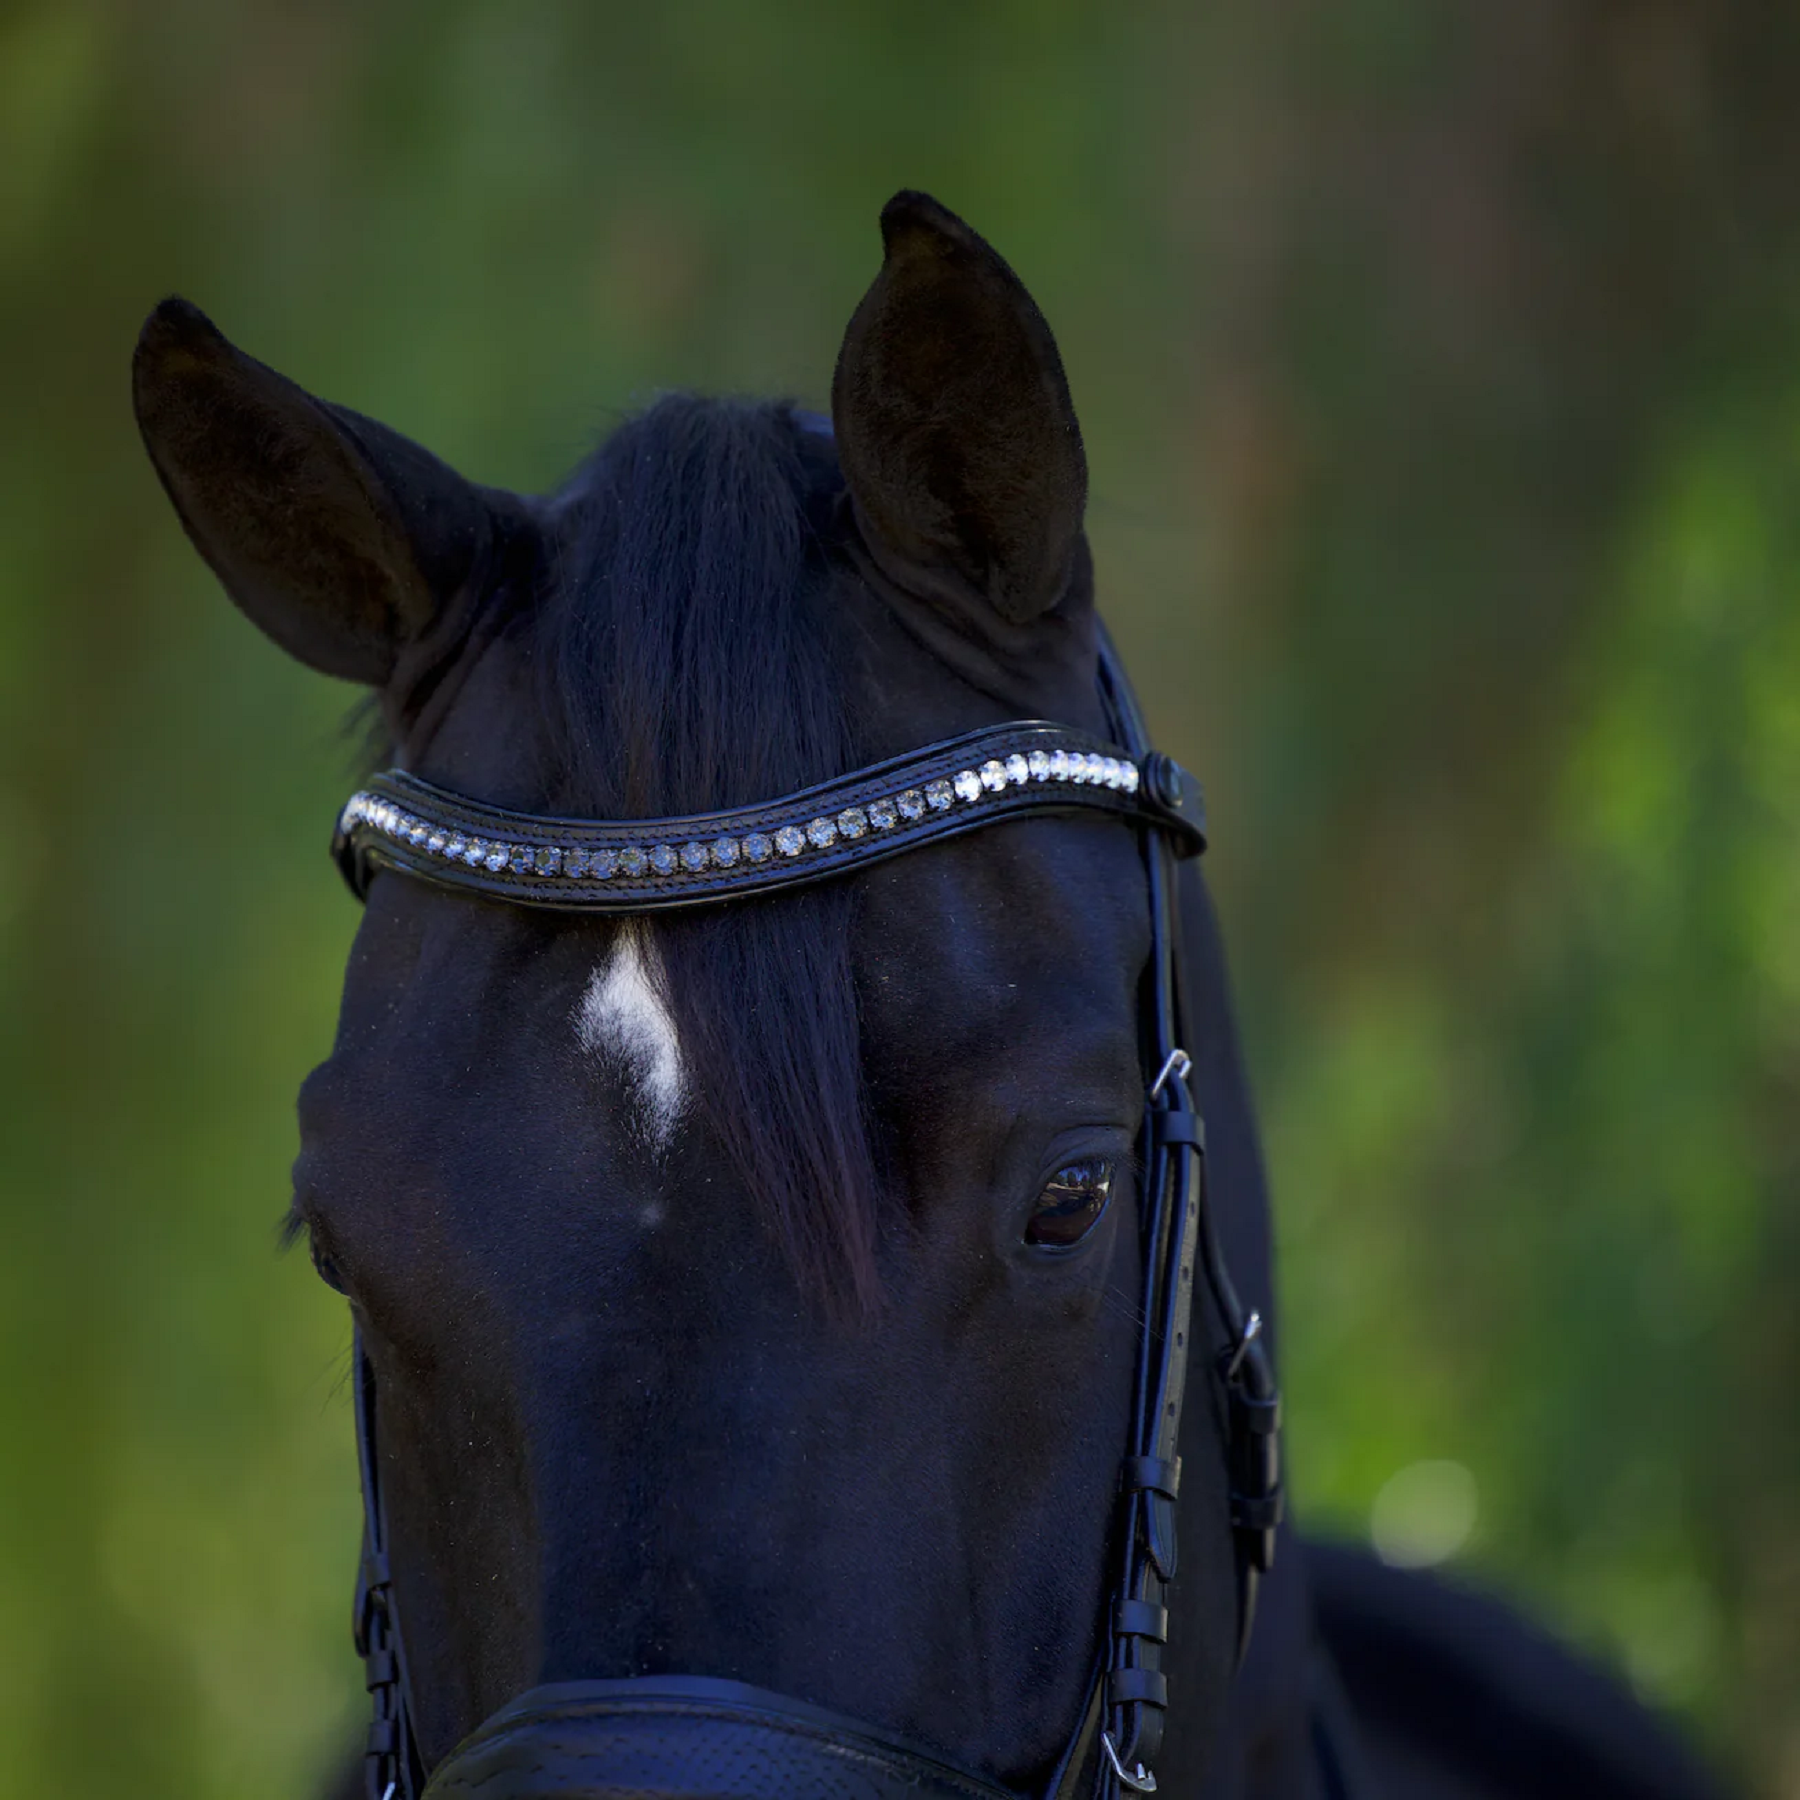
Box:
132 191 1725 1800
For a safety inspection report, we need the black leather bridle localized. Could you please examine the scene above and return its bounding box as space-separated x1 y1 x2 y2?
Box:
330 635 1281 1800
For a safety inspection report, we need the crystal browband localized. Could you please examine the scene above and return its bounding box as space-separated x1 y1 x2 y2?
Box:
334 721 1206 912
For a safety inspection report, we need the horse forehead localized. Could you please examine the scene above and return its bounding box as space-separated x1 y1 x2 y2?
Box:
302 900 678 1245
856 821 1150 1066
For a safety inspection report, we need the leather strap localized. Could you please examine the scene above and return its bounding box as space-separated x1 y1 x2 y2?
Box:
1045 1669 1108 1800
354 1330 423 1800
421 1677 1019 1800
1088 635 1283 1793
332 722 1204 914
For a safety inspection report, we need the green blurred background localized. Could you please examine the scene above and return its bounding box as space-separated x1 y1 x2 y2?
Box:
2 1 1796 1794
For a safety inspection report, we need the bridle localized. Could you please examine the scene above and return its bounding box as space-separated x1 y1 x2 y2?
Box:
329 633 1282 1800
333 638 1281 1798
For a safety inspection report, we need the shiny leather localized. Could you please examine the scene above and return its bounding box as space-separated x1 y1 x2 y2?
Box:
332 721 1205 913
421 1678 1020 1800
337 633 1279 1800
1092 640 1281 1785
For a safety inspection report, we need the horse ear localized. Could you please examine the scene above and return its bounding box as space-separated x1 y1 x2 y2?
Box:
132 298 493 686
831 192 1087 627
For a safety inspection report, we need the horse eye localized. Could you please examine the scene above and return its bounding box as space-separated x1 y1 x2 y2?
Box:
1026 1158 1115 1249
308 1232 348 1295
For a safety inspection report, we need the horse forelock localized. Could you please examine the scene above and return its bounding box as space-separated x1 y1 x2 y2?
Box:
525 395 882 1309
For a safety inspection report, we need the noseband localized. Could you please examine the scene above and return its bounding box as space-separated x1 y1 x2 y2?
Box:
330 636 1281 1800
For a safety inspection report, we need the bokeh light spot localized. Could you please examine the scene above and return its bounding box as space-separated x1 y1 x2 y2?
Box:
1370 1459 1479 1569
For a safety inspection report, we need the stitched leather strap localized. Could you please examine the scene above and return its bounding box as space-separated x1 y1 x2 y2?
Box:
354 1331 422 1800
422 1678 1019 1800
1091 635 1282 1789
332 723 1205 913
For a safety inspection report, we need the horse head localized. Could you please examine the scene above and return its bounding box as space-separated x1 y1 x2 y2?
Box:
133 192 1273 1800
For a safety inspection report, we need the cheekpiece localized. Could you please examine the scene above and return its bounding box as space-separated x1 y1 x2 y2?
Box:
334 722 1206 912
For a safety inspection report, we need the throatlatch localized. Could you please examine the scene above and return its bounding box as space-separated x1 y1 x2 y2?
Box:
333 635 1279 1800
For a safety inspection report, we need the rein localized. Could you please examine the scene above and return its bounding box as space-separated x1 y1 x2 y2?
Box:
335 637 1281 1800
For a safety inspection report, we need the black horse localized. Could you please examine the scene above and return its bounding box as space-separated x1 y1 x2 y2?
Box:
133 192 1722 1800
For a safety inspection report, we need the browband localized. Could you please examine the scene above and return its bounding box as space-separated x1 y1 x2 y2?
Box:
333 722 1206 911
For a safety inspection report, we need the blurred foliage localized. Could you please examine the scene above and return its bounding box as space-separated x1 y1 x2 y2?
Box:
0 0 1795 1795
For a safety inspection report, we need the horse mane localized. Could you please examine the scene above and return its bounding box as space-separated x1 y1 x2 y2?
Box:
534 394 880 1310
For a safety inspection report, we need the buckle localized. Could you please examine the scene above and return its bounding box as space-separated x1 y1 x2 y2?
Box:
1148 1049 1191 1101
1221 1310 1263 1382
1101 1732 1158 1793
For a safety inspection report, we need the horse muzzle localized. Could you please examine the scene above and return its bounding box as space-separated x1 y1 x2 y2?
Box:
421 1677 1021 1800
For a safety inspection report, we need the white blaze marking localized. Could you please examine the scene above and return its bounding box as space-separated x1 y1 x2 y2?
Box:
575 926 685 1147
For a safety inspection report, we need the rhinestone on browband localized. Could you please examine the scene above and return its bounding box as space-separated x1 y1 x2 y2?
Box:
331 718 1207 913
339 749 1141 889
